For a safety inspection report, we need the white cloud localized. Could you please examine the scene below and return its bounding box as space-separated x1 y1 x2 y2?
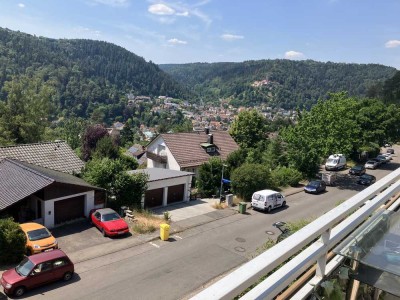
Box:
91 0 129 7
221 34 244 41
176 11 189 17
148 4 175 15
385 40 400 48
73 26 101 37
284 50 305 59
18 3 25 8
168 38 187 45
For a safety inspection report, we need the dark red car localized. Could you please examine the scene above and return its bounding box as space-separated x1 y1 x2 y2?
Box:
1 249 74 297
90 208 129 237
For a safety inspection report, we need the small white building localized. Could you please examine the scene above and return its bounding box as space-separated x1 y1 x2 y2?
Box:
128 168 194 209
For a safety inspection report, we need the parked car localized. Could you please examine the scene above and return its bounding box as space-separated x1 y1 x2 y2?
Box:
0 249 74 297
325 154 346 171
20 223 58 255
365 160 379 170
349 165 366 176
251 190 286 213
380 154 392 162
90 208 130 237
304 180 327 194
357 174 376 186
387 148 395 154
376 155 389 164
382 153 393 160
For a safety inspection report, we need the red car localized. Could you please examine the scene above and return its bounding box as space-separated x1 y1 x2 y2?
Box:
1 249 74 297
90 208 129 237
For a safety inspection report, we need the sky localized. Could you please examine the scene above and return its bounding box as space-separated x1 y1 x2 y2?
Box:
1 0 400 69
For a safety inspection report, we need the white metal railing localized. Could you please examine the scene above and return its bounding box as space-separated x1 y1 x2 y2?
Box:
191 167 400 300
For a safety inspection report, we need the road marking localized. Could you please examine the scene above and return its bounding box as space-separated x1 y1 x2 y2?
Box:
149 242 160 248
174 235 182 240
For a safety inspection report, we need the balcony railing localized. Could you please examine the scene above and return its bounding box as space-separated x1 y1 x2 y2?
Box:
191 167 400 300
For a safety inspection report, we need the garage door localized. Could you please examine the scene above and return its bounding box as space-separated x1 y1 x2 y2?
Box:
145 188 164 208
167 184 185 204
54 196 85 225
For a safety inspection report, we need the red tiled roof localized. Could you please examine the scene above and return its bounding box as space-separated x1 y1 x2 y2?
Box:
160 131 239 168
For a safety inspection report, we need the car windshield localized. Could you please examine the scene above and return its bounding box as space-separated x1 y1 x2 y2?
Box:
15 257 34 277
27 228 51 241
308 181 320 187
366 161 375 164
102 213 120 222
360 175 371 180
327 158 338 164
353 166 363 170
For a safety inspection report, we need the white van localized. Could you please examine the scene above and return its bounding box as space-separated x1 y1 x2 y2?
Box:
251 190 286 213
325 154 346 171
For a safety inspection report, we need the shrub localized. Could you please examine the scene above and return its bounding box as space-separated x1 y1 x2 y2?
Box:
0 218 26 264
231 163 272 201
271 166 303 187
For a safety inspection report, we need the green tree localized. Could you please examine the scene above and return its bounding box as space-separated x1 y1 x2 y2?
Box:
231 163 272 201
0 75 55 144
92 136 119 160
82 158 147 209
0 218 26 263
229 109 269 149
59 117 88 150
197 157 224 197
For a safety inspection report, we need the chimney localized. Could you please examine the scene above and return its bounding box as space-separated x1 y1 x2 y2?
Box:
204 127 209 135
208 133 213 144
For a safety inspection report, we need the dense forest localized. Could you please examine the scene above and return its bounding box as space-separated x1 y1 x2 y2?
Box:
0 27 191 119
160 60 397 109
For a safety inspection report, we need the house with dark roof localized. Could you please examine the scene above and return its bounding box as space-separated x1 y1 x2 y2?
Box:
128 168 194 208
146 128 239 176
0 142 104 228
0 141 84 174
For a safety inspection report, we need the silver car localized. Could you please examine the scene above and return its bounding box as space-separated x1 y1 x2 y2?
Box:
365 160 379 169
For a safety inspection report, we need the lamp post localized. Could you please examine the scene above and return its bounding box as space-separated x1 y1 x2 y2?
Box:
219 164 227 201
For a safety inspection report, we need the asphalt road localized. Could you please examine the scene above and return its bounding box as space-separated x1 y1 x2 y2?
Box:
8 148 400 300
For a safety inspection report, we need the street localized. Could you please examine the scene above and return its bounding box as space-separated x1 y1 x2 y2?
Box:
5 149 400 300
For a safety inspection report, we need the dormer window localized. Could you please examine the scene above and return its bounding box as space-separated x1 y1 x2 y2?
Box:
201 142 217 154
206 147 216 153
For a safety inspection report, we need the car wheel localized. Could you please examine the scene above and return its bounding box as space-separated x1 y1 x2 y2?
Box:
63 271 73 281
14 286 25 297
102 228 106 237
282 201 286 207
267 206 272 213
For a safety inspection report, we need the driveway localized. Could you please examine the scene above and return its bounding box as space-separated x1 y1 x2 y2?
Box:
53 198 228 255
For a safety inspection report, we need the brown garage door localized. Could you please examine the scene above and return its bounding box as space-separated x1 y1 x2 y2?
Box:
54 196 85 225
167 184 185 204
145 188 164 208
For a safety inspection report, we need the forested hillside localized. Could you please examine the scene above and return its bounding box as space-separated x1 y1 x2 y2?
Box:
0 27 190 118
160 60 397 109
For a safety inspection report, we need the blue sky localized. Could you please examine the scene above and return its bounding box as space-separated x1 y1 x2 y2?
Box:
1 0 400 69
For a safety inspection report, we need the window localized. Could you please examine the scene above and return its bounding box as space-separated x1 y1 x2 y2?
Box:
157 144 165 154
206 147 216 153
35 262 53 273
53 258 68 268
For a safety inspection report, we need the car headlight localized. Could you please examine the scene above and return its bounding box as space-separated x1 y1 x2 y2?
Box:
5 283 12 289
33 245 41 249
54 240 58 245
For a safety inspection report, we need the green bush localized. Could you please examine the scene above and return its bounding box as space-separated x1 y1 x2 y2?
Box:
271 166 303 187
231 163 272 201
0 218 26 264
